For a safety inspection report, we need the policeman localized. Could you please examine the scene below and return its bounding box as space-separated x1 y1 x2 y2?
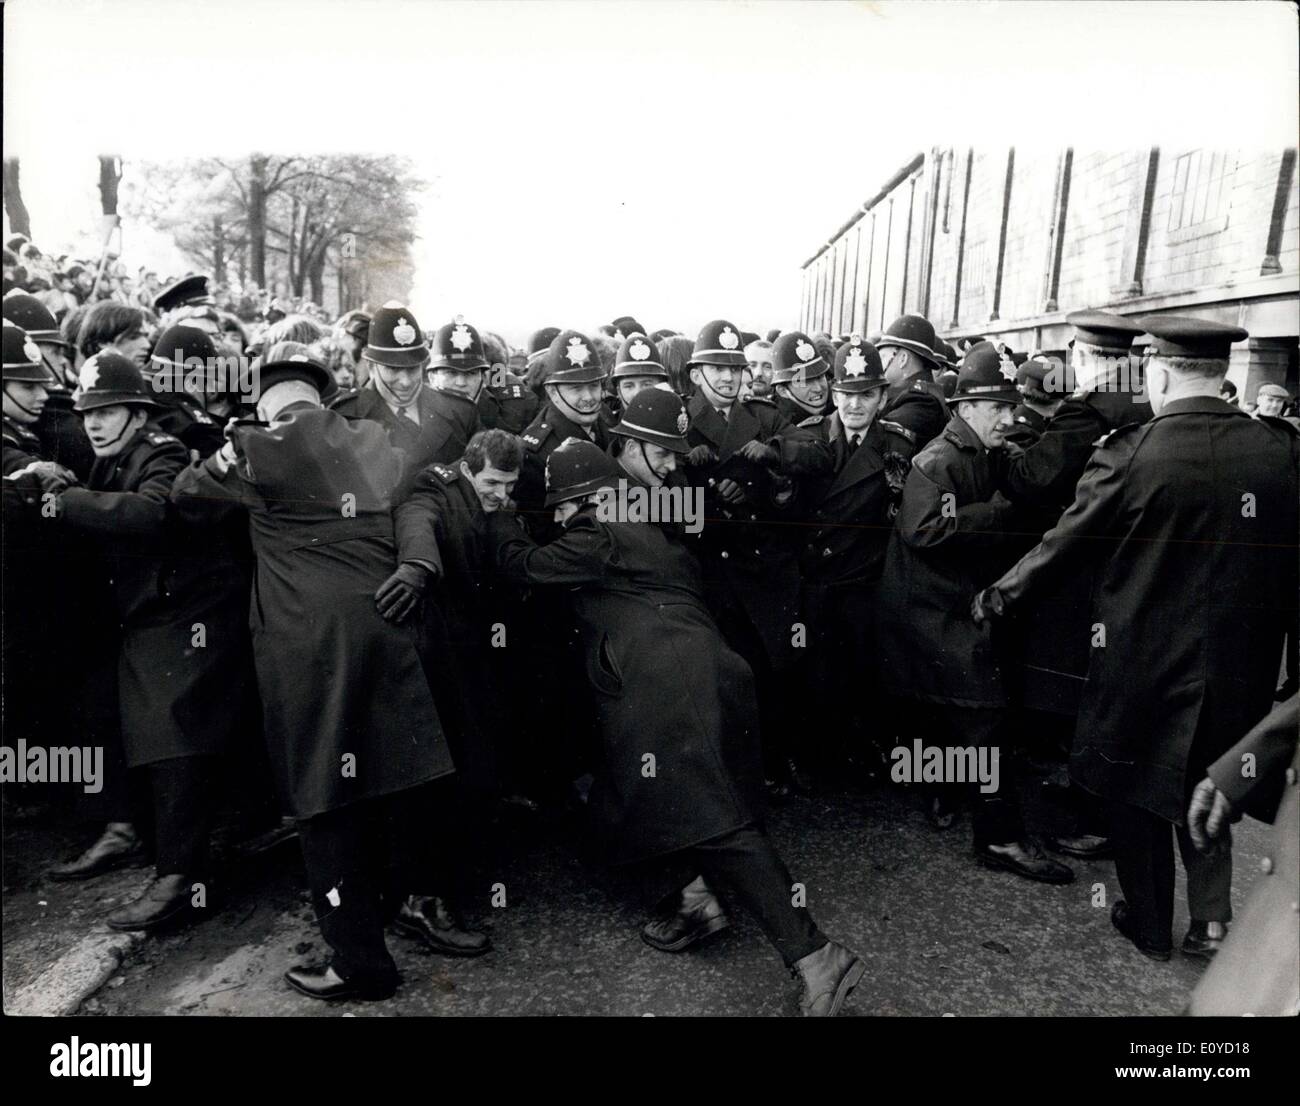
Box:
521 325 561 389
331 302 477 477
152 274 213 323
143 324 226 457
769 330 831 426
875 313 951 476
877 343 1074 883
477 330 539 434
488 437 867 1017
424 315 489 441
2 323 54 475
53 352 250 929
513 329 613 538
609 332 671 417
680 318 833 795
796 336 894 774
609 384 691 493
1006 352 1065 450
976 316 1297 959
173 345 486 998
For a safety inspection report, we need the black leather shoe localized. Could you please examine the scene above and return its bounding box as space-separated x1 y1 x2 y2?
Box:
1181 919 1228 959
795 940 867 1017
106 873 209 932
642 879 731 952
1046 833 1113 860
1111 900 1172 961
393 895 491 957
975 839 1075 884
284 964 397 1001
48 824 145 882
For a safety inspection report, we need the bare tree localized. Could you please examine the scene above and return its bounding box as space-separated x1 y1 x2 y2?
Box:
3 158 33 240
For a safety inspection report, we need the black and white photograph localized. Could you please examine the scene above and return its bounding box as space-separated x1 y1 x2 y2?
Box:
1 0 1297 1084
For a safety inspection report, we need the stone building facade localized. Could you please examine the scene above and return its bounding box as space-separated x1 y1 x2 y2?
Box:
800 148 1298 403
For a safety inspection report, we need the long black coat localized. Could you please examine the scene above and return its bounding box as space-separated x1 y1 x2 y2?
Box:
59 426 250 767
394 461 512 793
682 393 833 674
876 414 1026 709
489 505 764 865
991 397 1299 823
171 404 454 818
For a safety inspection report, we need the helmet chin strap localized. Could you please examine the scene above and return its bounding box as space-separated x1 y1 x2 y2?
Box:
97 407 140 449
3 383 42 419
373 369 421 411
634 439 664 487
697 371 736 409
549 384 599 426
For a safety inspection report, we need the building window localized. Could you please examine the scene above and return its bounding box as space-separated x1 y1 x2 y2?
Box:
964 240 987 296
1168 150 1233 236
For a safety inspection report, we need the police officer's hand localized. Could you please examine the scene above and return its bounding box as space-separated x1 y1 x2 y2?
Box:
375 563 430 623
715 477 746 505
21 461 78 493
738 439 778 466
970 587 1006 624
1187 777 1237 854
684 444 718 468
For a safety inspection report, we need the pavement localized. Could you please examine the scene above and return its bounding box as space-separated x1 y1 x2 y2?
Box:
3 776 1259 1017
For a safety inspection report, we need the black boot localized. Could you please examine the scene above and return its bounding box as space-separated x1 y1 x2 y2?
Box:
392 895 491 957
642 876 731 952
48 823 145 882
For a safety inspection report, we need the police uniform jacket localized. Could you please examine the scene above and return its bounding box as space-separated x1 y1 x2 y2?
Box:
1005 403 1047 450
683 392 833 674
394 461 511 793
488 502 764 865
1189 692 1299 1016
151 394 226 459
514 401 614 539
876 413 1025 708
332 382 480 479
796 413 892 588
477 371 540 435
171 403 454 817
878 375 950 464
990 398 1299 823
35 391 99 479
58 425 249 767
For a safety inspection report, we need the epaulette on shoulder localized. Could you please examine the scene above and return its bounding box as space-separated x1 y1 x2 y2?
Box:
797 414 825 428
1094 421 1144 450
744 396 777 407
877 418 916 445
146 431 181 447
328 388 359 410
431 463 458 484
521 422 548 450
190 408 215 425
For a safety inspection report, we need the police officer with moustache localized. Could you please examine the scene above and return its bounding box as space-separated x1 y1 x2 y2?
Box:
142 324 226 457
487 435 868 1017
172 345 487 1000
331 302 479 478
795 336 894 775
608 332 671 419
680 319 834 796
769 330 831 427
3 293 96 479
49 353 251 929
877 344 1074 883
975 317 1298 961
394 428 528 802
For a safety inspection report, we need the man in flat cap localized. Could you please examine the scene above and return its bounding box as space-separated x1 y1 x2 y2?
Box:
1254 382 1290 419
878 343 1074 883
976 315 1298 960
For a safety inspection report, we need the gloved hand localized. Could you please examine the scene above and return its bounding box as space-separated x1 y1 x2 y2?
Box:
738 439 779 465
375 562 432 623
12 460 77 493
1187 777 1237 854
714 477 746 505
970 587 1006 624
684 444 718 468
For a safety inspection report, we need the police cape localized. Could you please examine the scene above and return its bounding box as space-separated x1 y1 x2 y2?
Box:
173 403 454 817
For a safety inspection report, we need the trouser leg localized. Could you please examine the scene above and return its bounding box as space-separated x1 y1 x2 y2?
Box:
1107 799 1175 950
936 706 1023 847
149 755 218 877
296 800 397 986
687 824 826 968
379 780 457 914
1176 821 1233 924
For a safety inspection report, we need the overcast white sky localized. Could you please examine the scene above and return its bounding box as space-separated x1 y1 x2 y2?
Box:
4 0 1297 343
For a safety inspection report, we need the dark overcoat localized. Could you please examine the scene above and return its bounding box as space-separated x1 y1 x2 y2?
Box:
171 404 454 818
489 505 764 865
59 426 250 767
991 398 1299 822
682 392 832 674
394 461 512 793
876 414 1026 709
332 382 480 480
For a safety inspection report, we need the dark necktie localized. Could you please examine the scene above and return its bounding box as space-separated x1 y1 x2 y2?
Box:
847 433 861 456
